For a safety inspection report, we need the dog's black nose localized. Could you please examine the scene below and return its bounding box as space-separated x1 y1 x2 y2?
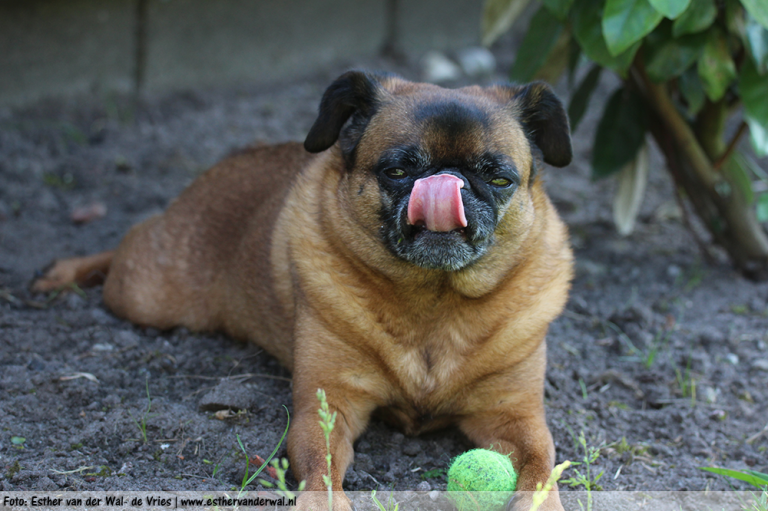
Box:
430 169 471 191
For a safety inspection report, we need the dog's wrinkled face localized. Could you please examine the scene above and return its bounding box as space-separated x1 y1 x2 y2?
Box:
304 71 572 271
368 96 525 271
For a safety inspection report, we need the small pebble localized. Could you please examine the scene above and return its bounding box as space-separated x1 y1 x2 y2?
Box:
37 476 58 490
90 308 116 325
455 47 496 76
403 440 421 457
344 467 360 486
701 386 719 404
199 380 256 412
751 359 768 371
27 358 46 371
416 480 431 492
37 189 60 212
64 292 86 310
709 410 727 421
750 297 765 313
421 51 462 83
699 326 725 347
114 330 140 346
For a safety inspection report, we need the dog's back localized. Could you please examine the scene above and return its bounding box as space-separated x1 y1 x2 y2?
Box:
103 143 311 349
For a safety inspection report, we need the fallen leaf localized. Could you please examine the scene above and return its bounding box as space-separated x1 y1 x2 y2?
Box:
60 372 99 383
251 454 278 479
71 202 107 224
214 409 237 420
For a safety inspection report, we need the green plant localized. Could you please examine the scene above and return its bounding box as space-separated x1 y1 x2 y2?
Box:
421 467 447 480
483 0 768 280
43 171 76 190
234 405 291 492
371 489 400 511
674 356 697 404
561 431 604 511
747 490 768 511
259 457 306 502
644 329 672 368
530 460 572 511
700 466 768 488
128 377 154 443
609 436 649 458
578 377 588 400
700 467 768 510
317 388 337 511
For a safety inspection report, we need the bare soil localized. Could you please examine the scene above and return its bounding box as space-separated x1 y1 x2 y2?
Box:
1 57 767 498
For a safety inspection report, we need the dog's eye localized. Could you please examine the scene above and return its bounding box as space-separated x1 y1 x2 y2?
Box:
490 177 512 187
384 168 407 179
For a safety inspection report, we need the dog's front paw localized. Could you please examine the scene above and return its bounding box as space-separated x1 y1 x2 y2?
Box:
510 491 564 511
295 491 352 511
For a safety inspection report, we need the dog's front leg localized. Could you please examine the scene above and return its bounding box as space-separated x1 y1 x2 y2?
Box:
287 317 379 510
459 406 564 511
288 381 375 511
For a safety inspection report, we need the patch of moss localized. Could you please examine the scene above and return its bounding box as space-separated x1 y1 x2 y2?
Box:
421 468 446 480
730 304 748 315
608 400 629 410
613 437 648 456
85 465 112 477
7 460 22 478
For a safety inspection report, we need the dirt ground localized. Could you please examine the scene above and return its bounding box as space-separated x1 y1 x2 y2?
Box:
1 53 767 501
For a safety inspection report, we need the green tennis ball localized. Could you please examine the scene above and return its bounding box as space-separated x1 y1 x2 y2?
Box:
447 449 517 511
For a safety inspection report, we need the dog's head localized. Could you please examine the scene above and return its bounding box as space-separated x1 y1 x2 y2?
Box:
304 71 572 271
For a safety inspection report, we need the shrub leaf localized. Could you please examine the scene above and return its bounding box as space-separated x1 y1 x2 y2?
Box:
592 87 648 179
644 23 707 82
648 0 690 20
739 57 768 156
758 194 768 223
482 0 534 46
543 0 575 21
672 0 716 37
741 0 768 31
679 66 706 115
572 0 640 74
510 6 565 82
613 142 650 236
602 0 664 56
568 65 602 132
745 15 768 74
697 28 737 101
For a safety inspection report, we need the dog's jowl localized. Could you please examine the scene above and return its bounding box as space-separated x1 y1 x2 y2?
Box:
34 71 574 511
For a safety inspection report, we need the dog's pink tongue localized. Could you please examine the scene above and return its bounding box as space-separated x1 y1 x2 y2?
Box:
407 174 468 232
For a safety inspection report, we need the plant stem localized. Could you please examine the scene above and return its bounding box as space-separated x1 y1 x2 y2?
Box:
630 62 768 279
673 186 715 264
714 121 748 171
629 66 718 190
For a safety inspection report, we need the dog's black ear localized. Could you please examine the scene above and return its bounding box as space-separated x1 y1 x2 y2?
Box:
512 82 572 168
304 70 390 154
